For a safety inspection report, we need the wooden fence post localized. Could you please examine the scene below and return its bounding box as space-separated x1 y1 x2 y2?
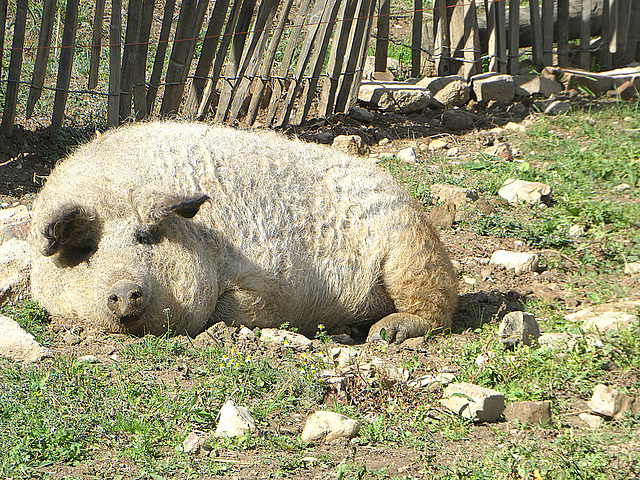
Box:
508 0 520 73
146 0 176 115
557 0 569 66
0 0 7 89
51 0 80 130
541 0 553 67
624 0 640 63
108 0 122 127
119 0 143 122
529 0 543 66
89 0 106 90
26 0 56 119
1 0 27 136
580 0 592 69
434 0 452 76
375 0 389 72
412 0 422 78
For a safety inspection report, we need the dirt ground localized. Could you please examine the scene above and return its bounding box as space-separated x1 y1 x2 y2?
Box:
2 100 639 478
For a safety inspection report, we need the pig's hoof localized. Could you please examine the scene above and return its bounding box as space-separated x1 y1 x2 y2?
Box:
366 312 426 344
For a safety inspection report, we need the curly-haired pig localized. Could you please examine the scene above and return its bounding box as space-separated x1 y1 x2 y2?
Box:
28 121 457 343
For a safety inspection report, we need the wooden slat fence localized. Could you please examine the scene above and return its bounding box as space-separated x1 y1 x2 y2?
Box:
1 0 639 136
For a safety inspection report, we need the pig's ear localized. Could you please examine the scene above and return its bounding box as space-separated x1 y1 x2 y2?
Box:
40 205 96 256
144 193 210 225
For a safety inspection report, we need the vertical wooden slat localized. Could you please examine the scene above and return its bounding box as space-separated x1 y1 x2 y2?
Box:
196 0 244 119
108 0 122 127
334 0 374 113
557 0 569 66
146 0 176 115
0 0 28 136
160 0 200 116
183 0 233 118
262 0 313 126
293 0 341 124
486 0 498 71
213 0 258 122
496 0 506 72
275 0 333 126
411 0 422 78
529 0 542 67
607 0 618 68
624 0 640 63
375 0 389 72
541 0 554 66
244 0 295 125
579 0 592 69
614 0 631 66
89 0 106 89
119 0 144 122
345 0 376 110
451 0 480 79
434 0 452 76
133 0 155 120
0 0 7 87
51 0 80 130
26 0 56 118
318 0 359 118
223 0 280 124
508 0 519 73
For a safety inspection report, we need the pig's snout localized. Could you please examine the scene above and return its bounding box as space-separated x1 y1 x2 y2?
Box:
107 280 145 319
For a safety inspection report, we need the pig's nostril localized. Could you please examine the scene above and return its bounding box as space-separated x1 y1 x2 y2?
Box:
108 294 119 306
130 291 142 301
107 280 145 318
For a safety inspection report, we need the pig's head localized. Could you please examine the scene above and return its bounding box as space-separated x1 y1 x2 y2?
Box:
29 191 218 337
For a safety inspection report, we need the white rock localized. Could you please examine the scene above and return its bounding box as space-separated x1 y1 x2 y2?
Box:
579 412 603 429
182 431 206 453
489 250 539 275
428 139 448 151
612 183 631 193
358 81 435 113
0 238 31 304
568 224 585 237
580 312 638 333
513 74 563 98
498 179 551 204
77 355 99 363
0 314 50 363
431 184 479 206
215 400 257 437
588 384 635 419
471 73 515 103
441 382 505 422
624 262 640 275
328 346 360 368
301 411 360 443
538 332 581 350
396 146 419 164
237 326 256 340
417 75 470 107
497 311 540 347
260 328 312 349
408 372 456 389
535 99 571 115
446 147 460 157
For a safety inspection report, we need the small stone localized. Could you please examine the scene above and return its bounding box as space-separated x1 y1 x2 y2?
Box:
0 205 30 229
237 326 255 341
579 412 603 429
431 184 479 206
442 109 475 130
483 142 512 160
428 139 448 151
568 224 585 237
580 312 638 333
504 122 526 133
314 131 334 144
612 183 631 193
497 311 540 347
301 411 360 444
77 355 98 363
489 250 539 275
215 400 257 437
396 146 418 164
378 137 390 146
503 400 552 425
0 314 51 363
534 99 571 115
441 382 505 422
417 75 470 107
182 431 206 453
588 384 635 419
513 74 563 98
260 328 312 350
446 147 460 157
624 262 640 275
0 238 31 304
498 178 551 205
349 106 375 123
332 135 369 156
64 333 82 346
409 372 456 389
327 346 360 368
471 73 515 103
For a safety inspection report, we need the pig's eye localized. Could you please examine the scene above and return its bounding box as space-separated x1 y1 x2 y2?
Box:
135 229 159 245
56 241 98 268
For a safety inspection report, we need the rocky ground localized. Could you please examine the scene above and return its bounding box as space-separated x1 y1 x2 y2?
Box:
1 94 639 478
